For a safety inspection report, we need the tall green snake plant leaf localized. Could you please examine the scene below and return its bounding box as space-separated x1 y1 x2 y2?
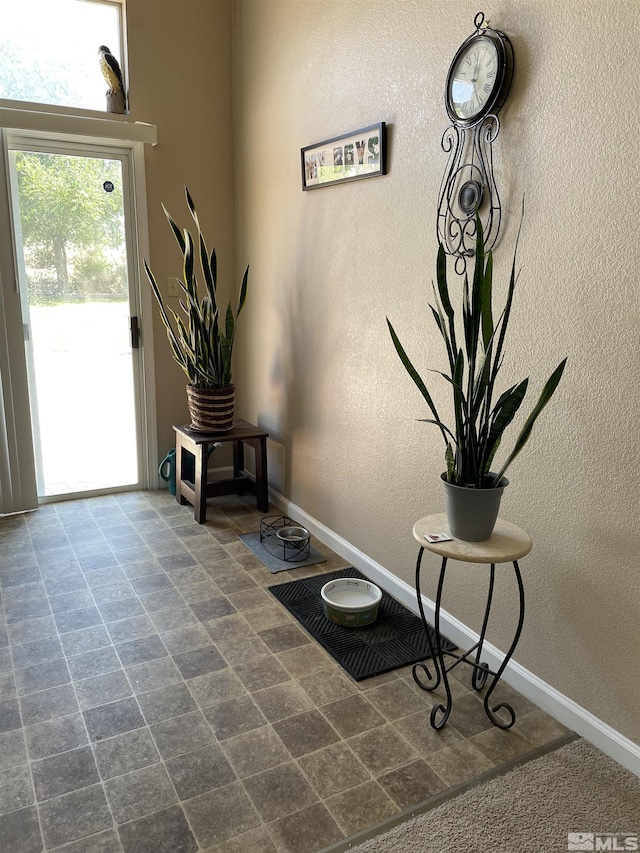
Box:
387 208 567 489
144 188 248 390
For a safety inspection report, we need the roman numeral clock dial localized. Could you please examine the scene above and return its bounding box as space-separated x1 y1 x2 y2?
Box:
448 38 499 121
437 12 514 271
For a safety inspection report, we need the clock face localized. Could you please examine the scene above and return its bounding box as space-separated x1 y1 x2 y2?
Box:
447 36 501 123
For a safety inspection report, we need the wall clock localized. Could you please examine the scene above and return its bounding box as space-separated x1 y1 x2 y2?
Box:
437 12 514 271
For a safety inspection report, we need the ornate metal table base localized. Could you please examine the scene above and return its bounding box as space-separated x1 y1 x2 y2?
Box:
411 514 532 730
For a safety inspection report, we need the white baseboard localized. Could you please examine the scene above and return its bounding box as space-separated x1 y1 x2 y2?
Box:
269 488 640 778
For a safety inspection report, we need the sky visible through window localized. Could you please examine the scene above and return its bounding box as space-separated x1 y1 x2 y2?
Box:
0 0 122 111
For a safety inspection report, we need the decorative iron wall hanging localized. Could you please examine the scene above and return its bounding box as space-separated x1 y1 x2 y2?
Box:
437 13 514 272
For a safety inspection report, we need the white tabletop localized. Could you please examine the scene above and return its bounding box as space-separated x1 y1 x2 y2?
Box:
413 513 532 564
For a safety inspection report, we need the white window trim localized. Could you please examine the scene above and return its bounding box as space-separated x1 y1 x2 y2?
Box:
0 103 156 146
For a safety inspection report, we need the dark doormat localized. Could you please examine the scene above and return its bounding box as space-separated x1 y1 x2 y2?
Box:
268 568 456 682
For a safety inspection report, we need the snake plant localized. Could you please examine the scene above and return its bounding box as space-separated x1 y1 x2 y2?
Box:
387 208 567 488
144 188 248 389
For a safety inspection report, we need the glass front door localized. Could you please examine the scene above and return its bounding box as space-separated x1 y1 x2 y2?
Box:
8 144 141 497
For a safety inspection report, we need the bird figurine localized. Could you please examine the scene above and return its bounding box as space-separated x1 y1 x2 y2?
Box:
98 45 126 113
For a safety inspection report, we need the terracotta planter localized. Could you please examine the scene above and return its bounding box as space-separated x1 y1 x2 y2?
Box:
441 473 509 542
186 384 235 432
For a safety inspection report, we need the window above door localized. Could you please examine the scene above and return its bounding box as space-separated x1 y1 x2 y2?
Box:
0 0 125 113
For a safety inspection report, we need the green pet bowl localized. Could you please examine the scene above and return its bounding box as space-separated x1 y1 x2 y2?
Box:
320 578 382 627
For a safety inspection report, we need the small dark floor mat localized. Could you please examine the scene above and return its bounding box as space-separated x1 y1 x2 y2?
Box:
268 568 456 681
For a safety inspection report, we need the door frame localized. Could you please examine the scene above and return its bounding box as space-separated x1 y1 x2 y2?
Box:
1 128 158 500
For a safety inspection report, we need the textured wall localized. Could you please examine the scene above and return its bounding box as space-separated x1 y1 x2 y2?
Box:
232 0 640 744
127 0 235 457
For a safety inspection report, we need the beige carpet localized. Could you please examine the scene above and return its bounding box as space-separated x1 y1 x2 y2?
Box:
325 739 640 853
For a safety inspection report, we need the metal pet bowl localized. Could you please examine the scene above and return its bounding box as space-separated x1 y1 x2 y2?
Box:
276 526 309 542
259 515 311 562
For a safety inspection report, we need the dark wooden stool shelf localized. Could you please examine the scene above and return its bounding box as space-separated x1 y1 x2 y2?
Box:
174 420 269 523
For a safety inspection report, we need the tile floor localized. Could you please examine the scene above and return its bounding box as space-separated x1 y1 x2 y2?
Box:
0 490 571 853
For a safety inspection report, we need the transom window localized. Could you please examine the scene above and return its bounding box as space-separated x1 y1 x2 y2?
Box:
0 0 124 112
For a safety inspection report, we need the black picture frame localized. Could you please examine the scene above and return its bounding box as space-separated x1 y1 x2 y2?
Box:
301 122 386 191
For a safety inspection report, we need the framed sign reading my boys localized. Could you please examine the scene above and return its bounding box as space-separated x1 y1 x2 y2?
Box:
301 122 386 190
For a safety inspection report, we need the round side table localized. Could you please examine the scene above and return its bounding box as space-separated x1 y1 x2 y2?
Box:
412 513 532 730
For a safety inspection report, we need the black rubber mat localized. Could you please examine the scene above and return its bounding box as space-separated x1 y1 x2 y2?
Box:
268 568 456 682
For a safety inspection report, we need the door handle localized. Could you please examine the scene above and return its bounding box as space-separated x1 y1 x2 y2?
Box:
130 316 140 349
